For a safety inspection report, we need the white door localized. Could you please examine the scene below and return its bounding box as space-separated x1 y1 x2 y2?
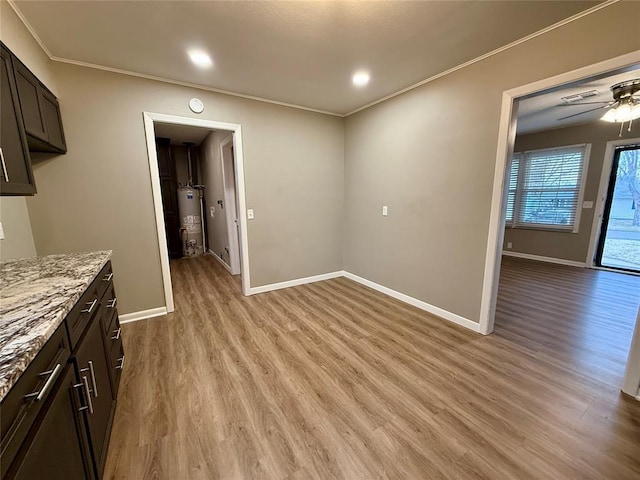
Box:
221 136 241 275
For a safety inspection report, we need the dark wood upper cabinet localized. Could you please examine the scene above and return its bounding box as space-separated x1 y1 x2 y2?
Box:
0 41 67 196
0 45 35 196
12 55 66 154
13 61 48 144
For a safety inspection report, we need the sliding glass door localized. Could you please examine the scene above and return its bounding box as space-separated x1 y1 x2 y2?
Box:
596 145 640 273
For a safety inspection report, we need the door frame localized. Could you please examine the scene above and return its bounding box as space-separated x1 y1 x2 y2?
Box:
143 112 251 312
586 137 640 270
479 49 640 335
220 134 241 275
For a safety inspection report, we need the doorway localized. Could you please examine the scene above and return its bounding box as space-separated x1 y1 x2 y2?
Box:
595 144 640 273
143 112 251 313
480 51 640 397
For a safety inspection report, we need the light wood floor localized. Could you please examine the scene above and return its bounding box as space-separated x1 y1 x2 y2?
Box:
103 255 640 479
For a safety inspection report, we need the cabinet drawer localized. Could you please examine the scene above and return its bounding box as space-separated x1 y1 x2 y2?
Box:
96 262 113 303
100 281 117 336
0 324 70 476
66 282 101 350
104 309 124 397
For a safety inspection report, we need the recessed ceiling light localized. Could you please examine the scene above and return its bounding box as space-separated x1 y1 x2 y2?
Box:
188 50 213 68
352 71 370 87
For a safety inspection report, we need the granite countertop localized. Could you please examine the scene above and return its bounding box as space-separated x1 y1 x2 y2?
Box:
0 251 112 401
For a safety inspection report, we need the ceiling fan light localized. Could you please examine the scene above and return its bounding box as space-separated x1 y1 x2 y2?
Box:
617 102 633 122
631 103 640 121
601 108 618 122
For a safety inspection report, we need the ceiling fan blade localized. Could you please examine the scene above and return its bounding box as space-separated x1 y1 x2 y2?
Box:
556 101 615 106
557 104 611 121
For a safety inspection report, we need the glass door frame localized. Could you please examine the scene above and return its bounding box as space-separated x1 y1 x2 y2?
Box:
595 144 640 273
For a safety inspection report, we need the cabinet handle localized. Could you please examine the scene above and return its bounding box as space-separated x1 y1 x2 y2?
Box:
81 298 98 315
0 148 8 182
111 327 121 341
116 355 125 370
81 361 99 398
24 363 62 401
81 375 94 414
107 298 117 309
74 381 91 413
102 272 114 282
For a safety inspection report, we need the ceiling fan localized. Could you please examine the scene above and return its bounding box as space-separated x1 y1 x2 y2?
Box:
556 78 640 135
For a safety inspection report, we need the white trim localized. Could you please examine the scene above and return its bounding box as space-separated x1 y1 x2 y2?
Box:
479 49 640 336
143 112 252 315
6 1 340 118
207 248 233 274
343 272 481 333
586 137 640 267
574 143 591 234
8 0 618 119
344 1 618 116
249 271 344 295
502 251 586 268
622 308 640 397
220 135 241 275
119 307 168 324
591 266 640 277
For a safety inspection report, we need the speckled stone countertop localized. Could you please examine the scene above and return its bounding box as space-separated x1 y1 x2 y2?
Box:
0 251 112 401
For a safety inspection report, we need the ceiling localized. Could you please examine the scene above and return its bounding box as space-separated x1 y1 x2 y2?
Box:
517 67 640 134
154 123 216 146
11 0 601 115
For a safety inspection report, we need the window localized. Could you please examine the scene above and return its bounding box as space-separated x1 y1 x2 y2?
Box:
506 144 589 232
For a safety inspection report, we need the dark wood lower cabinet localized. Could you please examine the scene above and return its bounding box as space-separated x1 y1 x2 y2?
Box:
4 366 94 480
1 262 123 480
74 316 116 477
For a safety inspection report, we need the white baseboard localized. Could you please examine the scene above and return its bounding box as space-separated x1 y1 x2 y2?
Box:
119 306 168 324
249 271 344 295
207 249 233 274
502 250 586 268
342 272 481 333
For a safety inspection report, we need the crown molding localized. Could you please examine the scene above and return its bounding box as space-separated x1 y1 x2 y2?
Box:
9 0 619 119
343 0 620 116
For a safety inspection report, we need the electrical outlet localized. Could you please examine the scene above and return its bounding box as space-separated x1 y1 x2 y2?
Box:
247 209 254 220
582 200 593 209
382 206 388 216
0 222 4 240
506 242 512 249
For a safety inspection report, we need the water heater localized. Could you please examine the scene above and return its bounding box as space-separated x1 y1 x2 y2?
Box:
177 187 204 256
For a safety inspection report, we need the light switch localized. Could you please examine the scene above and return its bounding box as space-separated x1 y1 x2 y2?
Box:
247 209 254 220
0 222 4 240
210 206 215 218
382 206 388 216
582 201 593 209
506 242 512 249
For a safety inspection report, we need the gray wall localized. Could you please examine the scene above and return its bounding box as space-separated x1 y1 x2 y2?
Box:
0 197 36 260
200 131 232 264
343 1 640 323
505 121 624 263
26 63 345 315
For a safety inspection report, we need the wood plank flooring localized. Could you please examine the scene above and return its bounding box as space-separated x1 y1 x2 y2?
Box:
103 255 640 479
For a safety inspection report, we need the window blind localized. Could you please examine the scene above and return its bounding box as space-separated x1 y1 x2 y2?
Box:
506 154 520 224
508 145 587 231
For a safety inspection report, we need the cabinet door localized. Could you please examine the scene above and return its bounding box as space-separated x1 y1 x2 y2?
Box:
39 89 66 153
4 366 94 480
74 314 115 478
0 46 35 195
13 61 48 143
